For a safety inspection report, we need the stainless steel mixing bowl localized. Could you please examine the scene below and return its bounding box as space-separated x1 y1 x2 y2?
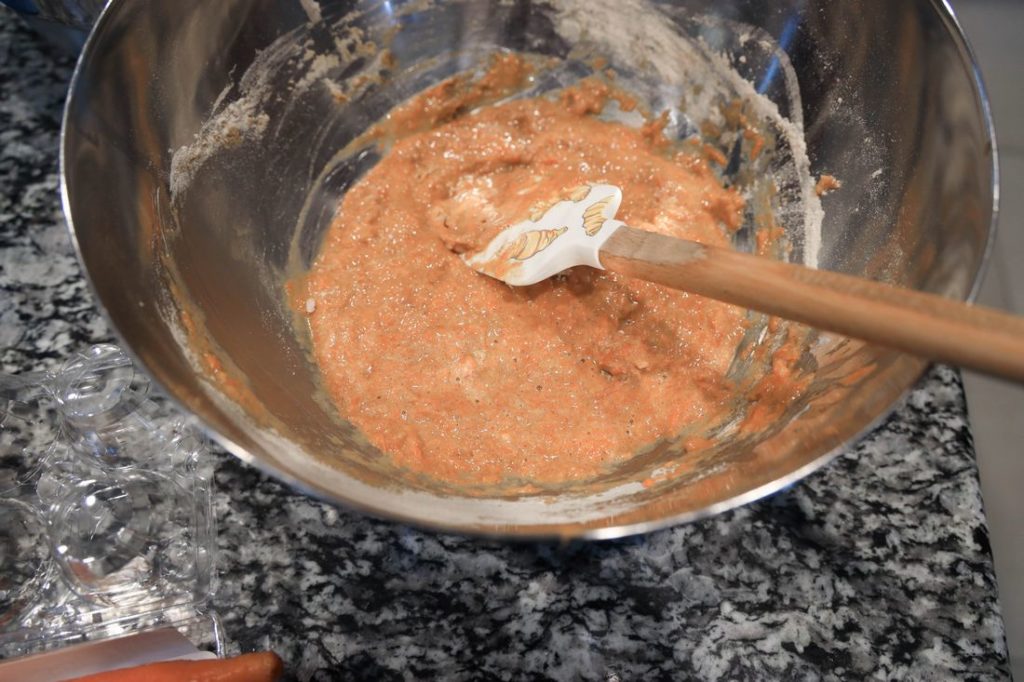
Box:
61 0 996 539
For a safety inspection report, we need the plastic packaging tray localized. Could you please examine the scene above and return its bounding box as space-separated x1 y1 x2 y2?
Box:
0 345 220 659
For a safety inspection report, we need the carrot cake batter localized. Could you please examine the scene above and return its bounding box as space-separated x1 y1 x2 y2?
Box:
293 58 777 489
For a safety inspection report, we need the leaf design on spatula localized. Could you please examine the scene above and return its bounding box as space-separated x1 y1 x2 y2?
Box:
582 196 613 236
530 186 594 222
508 227 568 260
567 185 591 202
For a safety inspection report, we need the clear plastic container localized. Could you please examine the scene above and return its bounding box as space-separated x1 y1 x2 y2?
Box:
0 345 220 659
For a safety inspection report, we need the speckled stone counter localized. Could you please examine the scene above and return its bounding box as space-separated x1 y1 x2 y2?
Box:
0 9 1011 681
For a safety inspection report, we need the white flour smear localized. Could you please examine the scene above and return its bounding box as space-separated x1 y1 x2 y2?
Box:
169 12 388 203
168 24 303 201
299 0 322 24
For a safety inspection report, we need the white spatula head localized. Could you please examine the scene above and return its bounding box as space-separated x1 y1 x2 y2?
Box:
461 184 625 286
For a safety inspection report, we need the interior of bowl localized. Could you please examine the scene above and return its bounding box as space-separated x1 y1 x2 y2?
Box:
62 0 995 538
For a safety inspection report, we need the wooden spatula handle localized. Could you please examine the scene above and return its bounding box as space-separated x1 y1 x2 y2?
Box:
601 225 1024 382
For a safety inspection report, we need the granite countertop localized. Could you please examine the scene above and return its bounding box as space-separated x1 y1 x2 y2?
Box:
0 9 1011 681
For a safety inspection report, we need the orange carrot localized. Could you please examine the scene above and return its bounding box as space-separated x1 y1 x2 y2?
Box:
63 651 284 682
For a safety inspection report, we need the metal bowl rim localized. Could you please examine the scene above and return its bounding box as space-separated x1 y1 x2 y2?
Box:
59 0 1000 540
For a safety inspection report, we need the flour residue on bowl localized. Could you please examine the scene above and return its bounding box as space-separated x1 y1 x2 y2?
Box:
167 9 388 205
548 0 823 268
169 101 270 201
